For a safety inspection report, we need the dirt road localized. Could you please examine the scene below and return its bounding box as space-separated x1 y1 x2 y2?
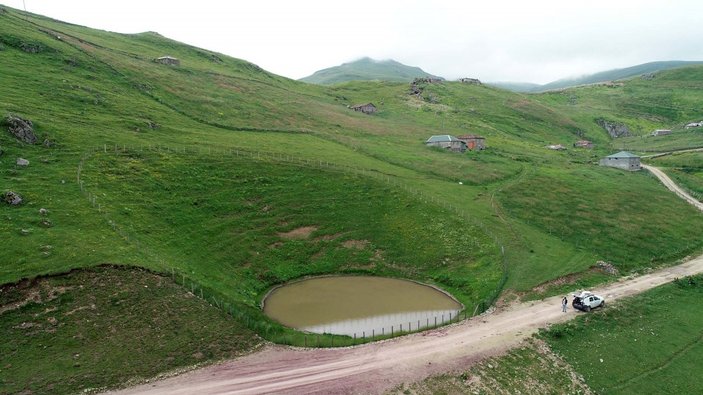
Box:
111 256 703 395
642 164 703 210
110 165 703 394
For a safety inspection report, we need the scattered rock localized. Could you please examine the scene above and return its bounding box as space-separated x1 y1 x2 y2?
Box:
595 260 619 275
641 72 656 80
19 228 30 235
16 157 29 166
596 118 631 138
39 208 48 216
14 322 36 330
39 218 53 228
4 191 23 205
4 114 38 144
42 138 56 148
192 351 205 360
47 316 58 326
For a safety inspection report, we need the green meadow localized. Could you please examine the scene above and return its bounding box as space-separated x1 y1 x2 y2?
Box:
2 4 703 393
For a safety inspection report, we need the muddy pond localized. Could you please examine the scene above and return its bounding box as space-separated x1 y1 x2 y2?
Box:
263 276 462 337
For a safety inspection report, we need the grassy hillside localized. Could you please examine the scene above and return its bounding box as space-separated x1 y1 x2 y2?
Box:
545 275 703 395
494 61 703 93
532 65 703 153
650 152 703 202
394 275 703 395
3 5 703 392
0 266 260 395
537 61 703 92
300 57 442 85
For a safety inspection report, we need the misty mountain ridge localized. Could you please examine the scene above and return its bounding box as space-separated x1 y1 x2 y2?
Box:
490 60 703 92
300 57 443 85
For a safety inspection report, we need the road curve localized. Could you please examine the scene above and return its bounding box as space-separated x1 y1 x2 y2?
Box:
642 164 703 211
109 164 703 395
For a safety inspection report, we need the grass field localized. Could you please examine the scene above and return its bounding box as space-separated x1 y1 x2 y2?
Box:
0 266 260 395
650 152 703 202
398 275 703 395
3 4 703 392
391 339 592 395
544 275 703 395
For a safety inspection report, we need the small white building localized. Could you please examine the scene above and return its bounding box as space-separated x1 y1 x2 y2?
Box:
599 151 641 171
685 121 702 129
425 135 467 152
651 129 672 136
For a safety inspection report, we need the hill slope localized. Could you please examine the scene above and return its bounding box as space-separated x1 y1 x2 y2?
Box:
3 5 703 393
491 60 703 92
299 57 442 84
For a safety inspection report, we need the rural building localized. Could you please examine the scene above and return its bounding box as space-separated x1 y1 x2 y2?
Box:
599 151 641 171
425 135 467 153
651 129 672 136
573 140 593 149
457 134 486 150
350 103 377 115
155 56 180 66
546 144 567 151
685 121 702 129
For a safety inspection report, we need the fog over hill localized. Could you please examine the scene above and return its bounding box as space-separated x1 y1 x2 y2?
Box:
489 61 703 92
300 57 443 85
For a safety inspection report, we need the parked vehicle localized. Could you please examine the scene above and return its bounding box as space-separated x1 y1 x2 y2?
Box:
572 291 605 312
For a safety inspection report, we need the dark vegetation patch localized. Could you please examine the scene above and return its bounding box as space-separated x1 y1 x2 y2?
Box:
0 265 260 395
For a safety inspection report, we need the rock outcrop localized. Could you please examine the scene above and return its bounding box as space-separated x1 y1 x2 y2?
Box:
16 158 29 167
4 191 22 205
596 118 631 138
5 115 38 144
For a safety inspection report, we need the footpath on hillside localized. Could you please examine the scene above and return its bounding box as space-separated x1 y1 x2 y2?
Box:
109 165 703 395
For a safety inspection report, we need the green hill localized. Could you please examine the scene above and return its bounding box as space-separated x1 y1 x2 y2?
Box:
3 5 703 393
299 57 442 84
493 61 703 92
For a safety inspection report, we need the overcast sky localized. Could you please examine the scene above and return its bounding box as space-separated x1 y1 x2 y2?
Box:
5 0 703 83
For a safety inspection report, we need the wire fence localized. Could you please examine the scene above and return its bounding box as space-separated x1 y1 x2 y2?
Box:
74 142 510 346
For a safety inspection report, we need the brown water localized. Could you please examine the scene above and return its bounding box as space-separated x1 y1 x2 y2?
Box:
263 276 462 337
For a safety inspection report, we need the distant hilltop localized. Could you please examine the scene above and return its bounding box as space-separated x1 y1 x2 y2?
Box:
490 60 703 92
300 57 443 85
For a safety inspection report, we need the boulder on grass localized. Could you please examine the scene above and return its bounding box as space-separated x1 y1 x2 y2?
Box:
4 115 38 144
16 157 29 166
4 191 23 205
